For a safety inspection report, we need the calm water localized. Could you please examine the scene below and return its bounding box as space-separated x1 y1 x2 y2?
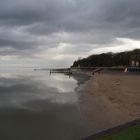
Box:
0 68 90 140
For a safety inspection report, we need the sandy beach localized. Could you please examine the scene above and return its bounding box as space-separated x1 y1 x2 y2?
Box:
77 72 140 134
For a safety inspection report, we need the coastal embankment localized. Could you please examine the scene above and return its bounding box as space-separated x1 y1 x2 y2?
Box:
76 72 140 134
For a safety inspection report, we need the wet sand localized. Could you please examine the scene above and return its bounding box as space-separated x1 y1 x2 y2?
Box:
77 72 140 134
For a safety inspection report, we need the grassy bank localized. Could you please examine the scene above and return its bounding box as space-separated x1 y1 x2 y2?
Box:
95 124 140 140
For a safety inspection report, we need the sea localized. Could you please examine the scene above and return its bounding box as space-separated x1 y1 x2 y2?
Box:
0 67 91 140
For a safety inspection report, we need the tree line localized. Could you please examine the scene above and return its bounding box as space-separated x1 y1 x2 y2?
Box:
72 49 140 67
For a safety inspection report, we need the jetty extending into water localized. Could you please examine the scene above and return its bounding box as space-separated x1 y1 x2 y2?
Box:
49 66 140 75
50 68 72 74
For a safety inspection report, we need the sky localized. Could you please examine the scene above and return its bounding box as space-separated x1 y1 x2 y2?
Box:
0 0 140 68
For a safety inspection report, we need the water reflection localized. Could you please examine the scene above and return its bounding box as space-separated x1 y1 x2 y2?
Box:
0 68 89 140
0 69 78 106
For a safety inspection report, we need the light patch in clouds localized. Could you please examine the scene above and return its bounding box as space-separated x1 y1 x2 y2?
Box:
90 38 140 54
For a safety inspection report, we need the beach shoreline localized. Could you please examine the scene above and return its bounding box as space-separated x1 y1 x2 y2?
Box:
76 72 140 134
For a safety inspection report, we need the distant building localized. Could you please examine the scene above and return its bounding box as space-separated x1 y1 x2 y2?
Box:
136 61 139 67
78 65 81 68
130 55 140 67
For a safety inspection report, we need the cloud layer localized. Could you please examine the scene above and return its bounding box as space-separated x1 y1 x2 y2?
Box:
0 0 140 67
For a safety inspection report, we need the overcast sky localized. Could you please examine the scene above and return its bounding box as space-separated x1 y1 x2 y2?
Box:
0 0 140 68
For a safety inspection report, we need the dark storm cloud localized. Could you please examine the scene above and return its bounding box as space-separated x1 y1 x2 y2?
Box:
0 38 37 49
24 0 140 37
0 0 140 62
